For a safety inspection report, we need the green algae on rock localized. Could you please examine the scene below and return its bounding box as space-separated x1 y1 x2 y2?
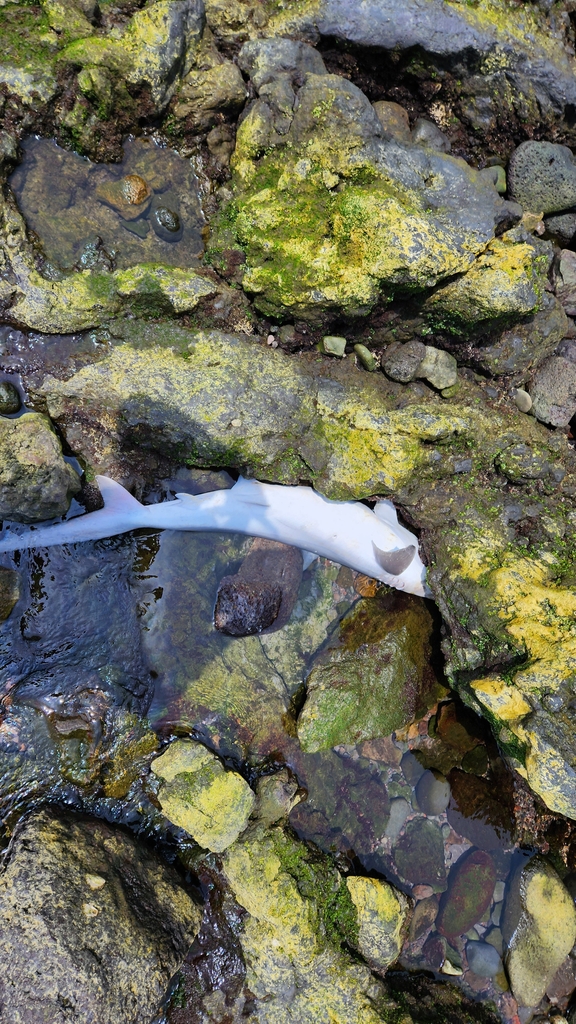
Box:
346 876 411 974
297 592 444 752
210 65 521 323
39 325 471 495
0 412 80 523
141 530 356 759
152 738 255 852
423 239 544 333
221 824 402 1024
60 0 205 109
502 856 576 1007
0 567 19 622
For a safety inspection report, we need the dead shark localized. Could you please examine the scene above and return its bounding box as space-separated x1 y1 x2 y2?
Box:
0 476 430 597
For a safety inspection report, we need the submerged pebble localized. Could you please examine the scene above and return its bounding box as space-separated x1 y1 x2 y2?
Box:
214 538 303 636
96 173 152 219
466 940 502 978
416 770 451 816
437 850 497 939
0 380 21 414
149 191 183 242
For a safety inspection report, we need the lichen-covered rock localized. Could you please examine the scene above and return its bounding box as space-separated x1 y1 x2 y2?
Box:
222 825 399 1024
508 141 576 215
151 739 255 852
267 0 576 141
114 264 216 314
424 239 544 333
0 412 80 523
297 592 443 752
61 0 205 108
0 808 201 1024
174 60 248 129
212 68 519 322
34 323 576 818
6 256 216 332
502 856 576 1006
346 876 411 973
39 324 471 496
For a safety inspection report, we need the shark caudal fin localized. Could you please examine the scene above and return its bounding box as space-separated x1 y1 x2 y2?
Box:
0 476 144 553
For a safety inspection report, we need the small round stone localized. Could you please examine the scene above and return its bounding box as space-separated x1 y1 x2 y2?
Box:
0 380 21 415
512 388 532 413
154 206 181 233
416 769 451 816
120 174 150 205
466 940 502 979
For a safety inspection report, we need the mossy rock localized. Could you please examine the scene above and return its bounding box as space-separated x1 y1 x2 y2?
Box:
152 739 255 852
297 591 445 752
211 71 520 323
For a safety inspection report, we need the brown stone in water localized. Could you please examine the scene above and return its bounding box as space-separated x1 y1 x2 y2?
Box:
96 174 152 220
437 849 497 939
0 567 19 621
214 538 303 637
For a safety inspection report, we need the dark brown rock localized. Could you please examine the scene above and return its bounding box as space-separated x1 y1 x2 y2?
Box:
214 538 303 636
437 850 497 939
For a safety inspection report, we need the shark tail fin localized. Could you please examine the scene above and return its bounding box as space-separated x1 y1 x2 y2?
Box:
96 476 143 512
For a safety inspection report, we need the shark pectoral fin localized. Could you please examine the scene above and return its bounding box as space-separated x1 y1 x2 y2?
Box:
301 550 318 570
373 499 400 527
96 476 143 512
373 543 416 576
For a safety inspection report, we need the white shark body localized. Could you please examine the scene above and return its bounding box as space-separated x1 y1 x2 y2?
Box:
0 476 430 597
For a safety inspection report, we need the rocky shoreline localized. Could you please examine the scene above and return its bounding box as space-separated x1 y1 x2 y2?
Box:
4 1 576 1022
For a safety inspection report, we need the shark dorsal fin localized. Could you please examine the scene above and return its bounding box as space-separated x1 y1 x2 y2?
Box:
373 542 416 576
231 476 271 506
96 476 143 512
373 499 400 528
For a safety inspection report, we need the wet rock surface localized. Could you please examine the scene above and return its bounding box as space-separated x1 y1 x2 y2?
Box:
298 591 442 752
0 412 80 522
152 739 255 852
0 807 202 1024
503 856 576 1006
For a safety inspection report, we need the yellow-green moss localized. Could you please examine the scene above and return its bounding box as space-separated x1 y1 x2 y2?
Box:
424 240 543 333
152 739 255 852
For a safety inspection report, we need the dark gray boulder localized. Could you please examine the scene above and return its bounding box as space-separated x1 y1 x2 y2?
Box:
508 141 576 214
0 808 202 1024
